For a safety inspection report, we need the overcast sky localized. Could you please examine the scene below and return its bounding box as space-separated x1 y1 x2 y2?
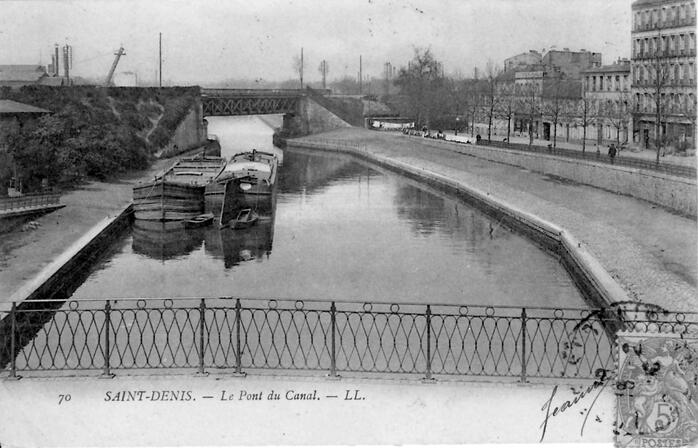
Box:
1 0 631 85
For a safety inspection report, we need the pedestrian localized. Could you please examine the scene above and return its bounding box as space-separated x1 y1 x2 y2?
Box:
608 143 617 164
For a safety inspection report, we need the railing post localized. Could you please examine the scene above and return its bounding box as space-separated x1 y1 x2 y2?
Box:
520 307 527 383
9 302 20 380
234 298 245 376
101 300 115 378
197 298 207 376
424 304 434 382
329 301 338 377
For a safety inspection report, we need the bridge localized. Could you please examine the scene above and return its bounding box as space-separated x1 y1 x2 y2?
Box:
201 88 307 116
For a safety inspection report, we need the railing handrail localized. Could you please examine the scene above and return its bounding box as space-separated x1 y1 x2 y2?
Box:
2 296 694 380
0 191 62 211
4 297 696 320
401 133 696 179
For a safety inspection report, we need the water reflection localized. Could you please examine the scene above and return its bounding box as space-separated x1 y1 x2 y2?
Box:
278 148 371 195
132 220 204 260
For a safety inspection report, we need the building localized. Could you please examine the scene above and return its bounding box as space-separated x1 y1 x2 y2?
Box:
582 59 633 144
542 49 602 80
0 65 48 88
504 50 543 72
631 0 696 148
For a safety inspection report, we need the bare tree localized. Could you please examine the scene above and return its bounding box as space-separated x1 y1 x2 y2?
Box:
496 83 517 143
518 83 540 146
465 79 482 136
576 88 598 154
543 78 566 149
649 30 671 162
483 61 501 142
318 60 329 90
606 90 634 144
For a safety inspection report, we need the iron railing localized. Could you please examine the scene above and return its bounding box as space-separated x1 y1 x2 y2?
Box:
403 133 697 179
1 298 694 381
0 192 61 212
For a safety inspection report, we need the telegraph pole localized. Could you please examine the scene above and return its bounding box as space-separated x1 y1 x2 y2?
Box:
359 55 362 95
159 32 162 87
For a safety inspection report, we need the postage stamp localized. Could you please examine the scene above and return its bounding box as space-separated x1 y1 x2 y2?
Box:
615 332 698 448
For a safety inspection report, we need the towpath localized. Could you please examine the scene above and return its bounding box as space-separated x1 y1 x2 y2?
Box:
292 128 697 312
0 160 169 302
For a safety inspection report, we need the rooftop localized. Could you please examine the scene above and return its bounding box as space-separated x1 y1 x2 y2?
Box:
0 64 47 83
581 62 632 74
0 99 51 115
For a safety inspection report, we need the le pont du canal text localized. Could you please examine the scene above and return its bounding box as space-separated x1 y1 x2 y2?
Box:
103 389 366 402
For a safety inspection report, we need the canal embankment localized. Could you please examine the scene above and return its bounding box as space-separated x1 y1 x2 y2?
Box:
288 128 698 312
0 161 168 302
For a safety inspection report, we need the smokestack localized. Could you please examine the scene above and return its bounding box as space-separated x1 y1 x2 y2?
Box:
63 45 70 81
54 44 60 76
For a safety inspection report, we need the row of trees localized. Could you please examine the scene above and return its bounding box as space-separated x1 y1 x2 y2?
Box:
392 47 696 161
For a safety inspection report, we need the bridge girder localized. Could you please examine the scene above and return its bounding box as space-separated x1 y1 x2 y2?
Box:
202 94 301 116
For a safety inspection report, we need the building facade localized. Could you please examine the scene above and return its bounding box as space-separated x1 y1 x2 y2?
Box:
631 0 696 148
582 59 633 144
542 49 602 80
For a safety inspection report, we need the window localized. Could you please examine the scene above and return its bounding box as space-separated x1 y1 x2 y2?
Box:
675 64 680 81
615 75 620 90
687 62 695 84
679 63 684 81
599 76 604 90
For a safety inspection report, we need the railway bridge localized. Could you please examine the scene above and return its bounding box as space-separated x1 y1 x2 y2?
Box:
201 88 306 116
200 88 352 136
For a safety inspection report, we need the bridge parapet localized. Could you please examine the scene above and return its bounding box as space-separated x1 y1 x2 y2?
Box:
201 88 306 98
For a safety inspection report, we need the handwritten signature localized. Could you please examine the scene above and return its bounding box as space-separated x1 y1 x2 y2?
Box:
539 370 610 442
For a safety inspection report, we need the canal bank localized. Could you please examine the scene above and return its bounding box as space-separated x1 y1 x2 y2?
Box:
288 128 697 312
0 160 169 302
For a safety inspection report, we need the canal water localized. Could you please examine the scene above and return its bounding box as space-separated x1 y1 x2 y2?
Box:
69 116 585 308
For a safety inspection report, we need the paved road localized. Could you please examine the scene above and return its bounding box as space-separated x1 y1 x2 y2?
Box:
295 128 697 312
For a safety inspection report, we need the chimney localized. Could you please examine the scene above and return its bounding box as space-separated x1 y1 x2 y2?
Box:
54 44 60 76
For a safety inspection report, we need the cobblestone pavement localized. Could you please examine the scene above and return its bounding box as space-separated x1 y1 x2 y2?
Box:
295 128 697 312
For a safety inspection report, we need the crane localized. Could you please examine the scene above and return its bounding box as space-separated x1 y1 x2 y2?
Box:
104 46 126 86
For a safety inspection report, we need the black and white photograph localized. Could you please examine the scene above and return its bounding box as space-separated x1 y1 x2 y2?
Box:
0 0 696 446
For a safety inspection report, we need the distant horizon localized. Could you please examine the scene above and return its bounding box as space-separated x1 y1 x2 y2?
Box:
1 0 631 85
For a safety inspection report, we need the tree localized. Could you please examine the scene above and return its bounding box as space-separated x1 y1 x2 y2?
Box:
543 78 565 149
605 91 634 144
649 30 671 162
318 60 329 90
496 83 517 143
577 88 598 154
482 61 501 142
394 48 445 127
518 83 541 146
